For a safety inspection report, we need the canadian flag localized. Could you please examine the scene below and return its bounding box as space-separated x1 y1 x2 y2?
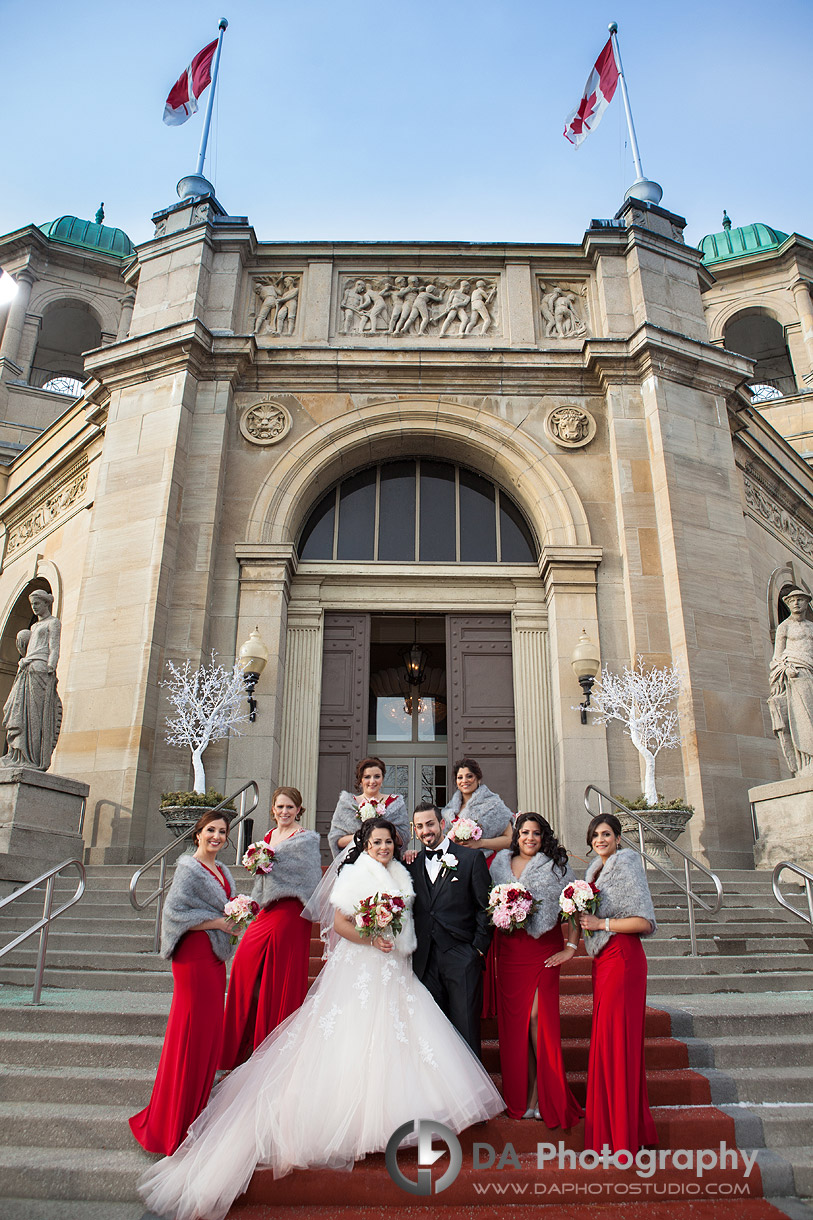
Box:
163 39 219 126
563 37 619 147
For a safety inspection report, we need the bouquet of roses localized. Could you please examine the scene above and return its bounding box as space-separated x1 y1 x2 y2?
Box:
353 891 407 940
241 839 276 876
224 894 260 944
559 879 600 935
449 815 483 843
487 882 537 932
355 796 388 823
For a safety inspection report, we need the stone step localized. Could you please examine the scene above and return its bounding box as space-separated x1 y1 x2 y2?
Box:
0 1030 165 1070
1 1200 146 1220
0 966 173 991
0 1064 154 1107
646 937 813 956
619 972 813 996
684 1034 813 1069
1 949 173 972
0 1005 170 1037
0 1145 147 1202
703 1065 813 1105
736 1103 813 1149
0 1101 135 1151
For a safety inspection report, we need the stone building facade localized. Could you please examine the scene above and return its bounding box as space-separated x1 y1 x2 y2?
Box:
0 192 811 870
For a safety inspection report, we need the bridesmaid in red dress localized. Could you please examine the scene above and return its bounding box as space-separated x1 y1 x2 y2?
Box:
220 786 322 1069
579 813 659 1154
490 813 582 1126
130 811 237 1155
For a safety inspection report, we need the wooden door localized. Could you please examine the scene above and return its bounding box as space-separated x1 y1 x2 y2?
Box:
315 613 370 840
446 615 517 812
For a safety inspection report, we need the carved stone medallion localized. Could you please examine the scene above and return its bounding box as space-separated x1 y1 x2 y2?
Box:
545 405 596 449
240 401 292 446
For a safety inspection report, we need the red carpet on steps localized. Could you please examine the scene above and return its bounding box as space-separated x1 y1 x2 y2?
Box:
219 929 781 1217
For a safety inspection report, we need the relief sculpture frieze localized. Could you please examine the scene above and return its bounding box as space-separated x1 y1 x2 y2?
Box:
743 473 813 561
336 274 500 338
253 274 301 336
537 280 589 340
5 462 89 558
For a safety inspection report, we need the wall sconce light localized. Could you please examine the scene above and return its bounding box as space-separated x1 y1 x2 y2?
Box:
571 629 601 725
237 626 268 721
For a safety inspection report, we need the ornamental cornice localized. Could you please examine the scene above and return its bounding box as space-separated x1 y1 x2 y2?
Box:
83 321 257 390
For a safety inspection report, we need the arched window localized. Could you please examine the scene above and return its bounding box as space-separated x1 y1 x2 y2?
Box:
298 460 537 563
724 312 796 397
29 302 101 393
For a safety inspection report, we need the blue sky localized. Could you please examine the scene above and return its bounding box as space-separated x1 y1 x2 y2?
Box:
4 0 810 249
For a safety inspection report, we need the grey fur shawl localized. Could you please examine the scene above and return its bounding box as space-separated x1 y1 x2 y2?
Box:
441 783 513 840
583 848 657 958
490 849 575 938
160 854 236 963
251 829 322 909
328 790 410 859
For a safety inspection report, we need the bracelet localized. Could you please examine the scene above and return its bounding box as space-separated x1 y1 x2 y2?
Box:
605 917 610 933
565 941 578 950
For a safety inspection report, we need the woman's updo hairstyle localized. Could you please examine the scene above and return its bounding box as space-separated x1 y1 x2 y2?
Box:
271 786 305 820
191 808 231 844
510 812 569 877
339 816 401 871
453 757 483 782
586 812 623 850
354 756 387 791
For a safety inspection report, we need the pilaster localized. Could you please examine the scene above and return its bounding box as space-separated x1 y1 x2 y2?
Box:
278 605 325 826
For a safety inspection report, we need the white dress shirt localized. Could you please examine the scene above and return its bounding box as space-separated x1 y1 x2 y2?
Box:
425 835 452 883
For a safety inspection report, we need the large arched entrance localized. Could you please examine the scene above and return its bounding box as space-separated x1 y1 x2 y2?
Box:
233 398 604 843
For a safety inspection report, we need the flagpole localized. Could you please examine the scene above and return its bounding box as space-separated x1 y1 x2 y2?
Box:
608 21 662 205
195 18 228 178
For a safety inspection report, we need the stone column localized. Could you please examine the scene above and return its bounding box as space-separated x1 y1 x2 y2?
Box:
539 545 608 855
791 279 813 380
278 606 324 828
0 270 35 375
511 608 557 826
117 295 136 341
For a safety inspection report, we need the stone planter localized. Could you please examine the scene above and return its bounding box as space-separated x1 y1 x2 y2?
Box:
159 804 212 846
618 807 694 868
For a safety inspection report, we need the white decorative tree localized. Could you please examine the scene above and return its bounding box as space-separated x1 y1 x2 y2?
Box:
163 654 249 794
589 657 684 806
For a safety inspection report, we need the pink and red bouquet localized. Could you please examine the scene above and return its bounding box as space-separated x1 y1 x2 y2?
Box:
224 894 260 944
242 839 276 876
487 881 537 932
449 816 483 843
354 795 393 823
559 879 600 934
353 891 407 940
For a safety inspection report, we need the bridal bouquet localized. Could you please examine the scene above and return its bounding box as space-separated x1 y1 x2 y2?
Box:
224 894 260 944
449 815 483 843
559 880 600 934
355 796 389 823
242 840 276 876
487 882 537 932
354 891 407 940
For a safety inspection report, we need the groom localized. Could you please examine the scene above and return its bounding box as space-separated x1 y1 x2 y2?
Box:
406 802 493 1056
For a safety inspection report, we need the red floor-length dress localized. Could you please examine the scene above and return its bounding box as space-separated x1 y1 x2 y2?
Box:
129 864 231 1156
496 924 583 1126
220 897 311 1069
584 933 658 1153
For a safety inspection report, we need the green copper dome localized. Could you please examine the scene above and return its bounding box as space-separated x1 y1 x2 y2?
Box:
699 212 789 265
38 215 135 259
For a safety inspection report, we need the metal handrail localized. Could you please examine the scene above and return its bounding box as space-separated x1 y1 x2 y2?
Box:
0 858 86 1003
129 781 260 952
584 786 724 957
772 861 813 935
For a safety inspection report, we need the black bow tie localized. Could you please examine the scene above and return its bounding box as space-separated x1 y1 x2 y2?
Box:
426 848 444 860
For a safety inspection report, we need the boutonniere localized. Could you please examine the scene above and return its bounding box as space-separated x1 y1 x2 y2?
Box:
439 853 459 881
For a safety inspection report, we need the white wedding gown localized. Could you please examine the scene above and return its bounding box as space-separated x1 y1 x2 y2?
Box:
139 852 503 1220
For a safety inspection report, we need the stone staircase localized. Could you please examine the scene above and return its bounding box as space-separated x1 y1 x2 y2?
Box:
0 864 811 1218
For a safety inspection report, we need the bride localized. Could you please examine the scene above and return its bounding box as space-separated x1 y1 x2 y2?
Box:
139 817 504 1220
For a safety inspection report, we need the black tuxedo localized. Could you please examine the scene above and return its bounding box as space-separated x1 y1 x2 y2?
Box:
407 842 493 1055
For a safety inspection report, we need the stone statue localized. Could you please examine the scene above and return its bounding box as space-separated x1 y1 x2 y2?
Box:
341 279 375 334
254 276 300 335
2 589 63 771
465 280 496 335
768 588 813 776
539 282 588 338
439 280 472 337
